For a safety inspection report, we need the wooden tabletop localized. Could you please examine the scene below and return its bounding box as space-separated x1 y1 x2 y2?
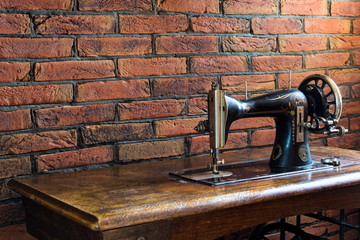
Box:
8 146 360 240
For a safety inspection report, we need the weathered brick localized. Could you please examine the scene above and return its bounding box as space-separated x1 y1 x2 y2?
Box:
118 57 186 77
0 0 72 10
157 0 219 13
354 19 360 34
252 18 302 35
78 37 151 57
35 104 115 128
0 157 31 179
0 84 73 106
327 133 360 149
189 135 209 154
252 55 302 72
119 14 187 34
35 15 114 35
250 128 276 146
353 52 360 65
352 84 360 99
230 117 275 130
35 60 114 81
331 1 360 17
0 13 30 34
222 74 275 92
81 123 151 145
79 0 152 11
278 70 326 89
118 139 184 162
0 110 32 132
330 36 360 50
0 38 73 59
37 146 113 171
118 100 185 120
154 118 200 137
156 36 218 54
305 53 350 69
224 0 278 15
0 224 35 240
190 55 248 74
342 101 360 117
281 0 327 15
0 202 25 225
0 182 20 201
0 62 30 83
0 130 77 155
36 60 106 80
153 77 215 96
328 68 360 85
350 117 360 131
188 97 207 115
191 16 249 33
279 35 327 52
76 79 150 102
305 18 351 34
222 36 276 52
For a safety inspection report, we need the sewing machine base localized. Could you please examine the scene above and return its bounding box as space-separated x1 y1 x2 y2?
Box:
170 155 352 186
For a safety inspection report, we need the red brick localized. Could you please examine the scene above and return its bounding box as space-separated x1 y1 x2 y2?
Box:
78 37 151 57
224 0 278 15
0 157 31 179
305 52 350 69
352 84 360 99
118 57 186 77
156 36 218 54
35 15 114 35
330 36 360 50
0 224 36 240
331 1 360 17
191 16 249 33
354 19 360 34
0 202 25 225
0 37 73 59
118 139 184 162
0 130 77 155
118 100 185 120
37 146 113 171
327 132 360 149
231 117 275 130
222 36 276 52
154 118 200 137
153 77 215 96
0 0 72 10
0 84 73 106
156 0 219 13
281 0 327 15
188 97 207 115
305 18 351 34
81 123 151 144
0 110 32 132
279 35 327 52
119 14 187 34
353 52 360 65
0 13 30 34
76 79 150 102
0 182 20 201
35 60 114 81
250 128 276 146
222 74 275 92
252 18 302 35
278 70 326 89
252 55 302 72
189 135 209 154
0 62 30 83
224 132 248 149
328 68 360 85
35 104 115 128
350 117 360 131
342 101 360 117
79 0 152 11
190 55 248 74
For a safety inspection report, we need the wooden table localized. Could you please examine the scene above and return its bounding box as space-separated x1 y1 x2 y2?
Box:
8 146 360 240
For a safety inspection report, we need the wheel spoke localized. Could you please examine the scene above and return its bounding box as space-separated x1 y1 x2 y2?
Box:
326 91 334 98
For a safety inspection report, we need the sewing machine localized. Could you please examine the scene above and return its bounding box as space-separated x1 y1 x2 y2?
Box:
171 74 348 185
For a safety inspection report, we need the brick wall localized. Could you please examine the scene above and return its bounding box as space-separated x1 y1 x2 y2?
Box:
0 0 359 239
